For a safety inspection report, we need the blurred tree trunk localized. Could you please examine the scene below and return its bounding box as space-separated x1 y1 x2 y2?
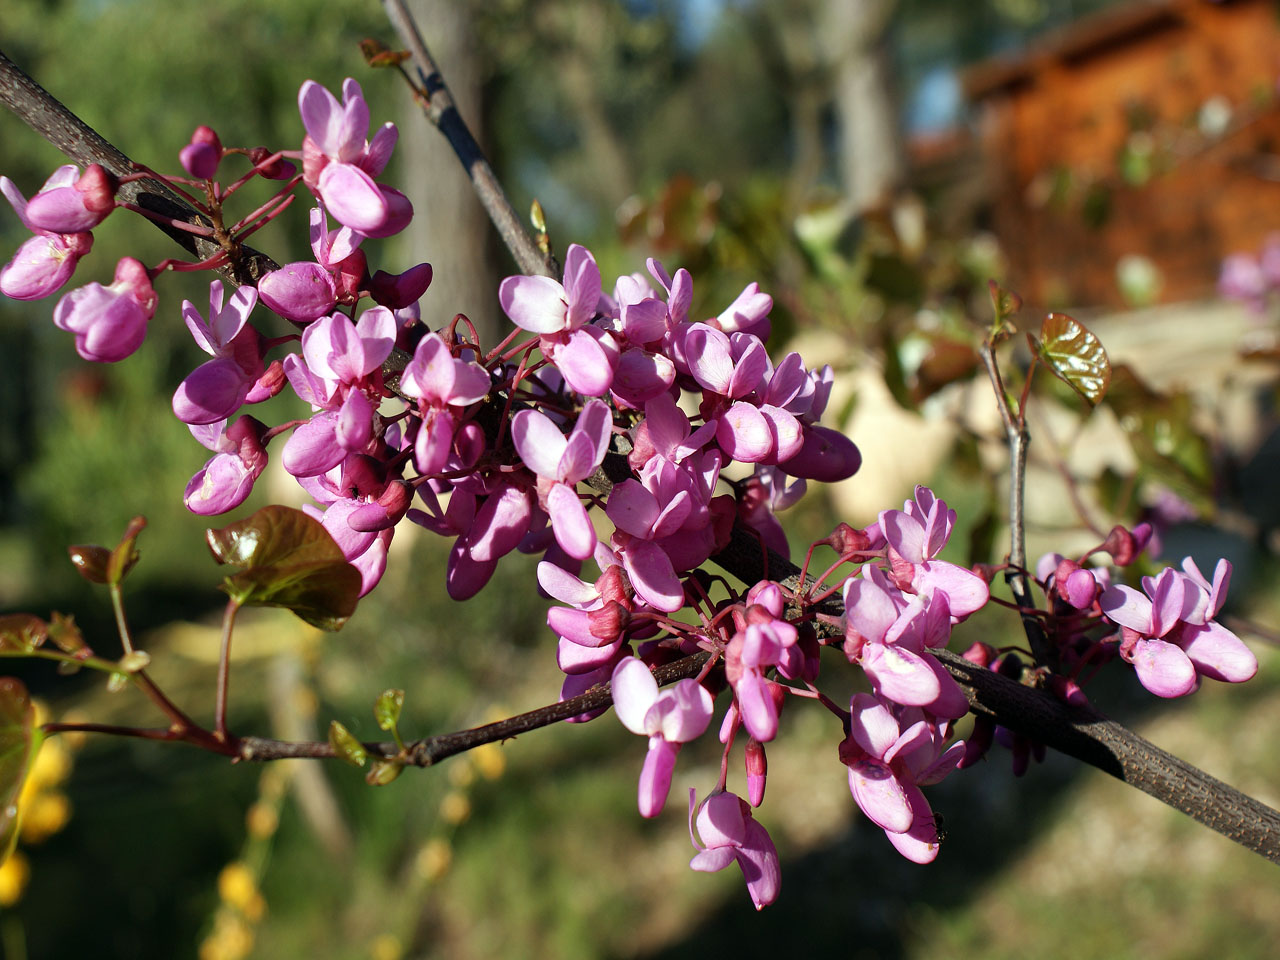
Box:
824 0 904 211
401 0 501 345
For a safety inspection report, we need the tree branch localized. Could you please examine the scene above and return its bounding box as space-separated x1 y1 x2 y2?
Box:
0 47 278 286
380 0 558 280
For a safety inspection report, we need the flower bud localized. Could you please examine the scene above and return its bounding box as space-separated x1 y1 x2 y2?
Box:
370 263 433 310
0 231 93 300
745 738 767 807
249 146 297 181
25 164 116 233
52 256 155 362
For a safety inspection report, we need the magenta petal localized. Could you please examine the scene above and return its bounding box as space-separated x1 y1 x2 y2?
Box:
1179 622 1258 683
638 738 678 818
282 413 345 477
736 672 778 743
183 454 254 515
658 680 714 742
413 408 456 477
1099 584 1154 634
536 561 598 606
1131 637 1197 697
717 402 773 462
557 635 624 674
880 510 926 564
776 424 861 482
467 484 533 562
318 163 389 234
548 482 596 560
622 538 684 612
557 328 616 397
512 408 568 479
172 357 250 425
848 692 899 759
258 262 336 322
606 480 660 538
499 275 567 333
446 538 497 601
611 658 659 733
1 234 83 300
690 847 737 873
621 297 668 343
912 561 990 620
758 405 802 463
861 641 942 706
922 654 971 720
848 760 913 833
685 324 733 394
560 399 612 483
737 819 782 909
884 785 941 864
337 389 373 451
696 791 747 848
562 243 602 329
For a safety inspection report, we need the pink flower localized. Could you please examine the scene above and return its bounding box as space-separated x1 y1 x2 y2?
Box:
298 79 411 238
172 280 264 424
499 244 618 396
400 333 492 477
512 399 612 559
23 164 115 234
838 693 964 864
179 126 222 180
688 790 781 910
1 172 95 300
1099 560 1257 697
183 417 268 515
612 658 713 817
52 257 156 362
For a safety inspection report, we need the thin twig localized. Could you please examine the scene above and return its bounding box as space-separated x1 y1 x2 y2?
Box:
0 47 278 286
979 340 1051 666
380 0 557 279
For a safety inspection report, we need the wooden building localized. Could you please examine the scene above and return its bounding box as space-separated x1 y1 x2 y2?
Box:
963 0 1280 307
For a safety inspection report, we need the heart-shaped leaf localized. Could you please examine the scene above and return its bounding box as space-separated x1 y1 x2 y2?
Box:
0 677 37 863
206 506 361 630
1033 313 1111 406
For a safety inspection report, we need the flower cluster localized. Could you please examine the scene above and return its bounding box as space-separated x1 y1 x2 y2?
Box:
1 72 1263 914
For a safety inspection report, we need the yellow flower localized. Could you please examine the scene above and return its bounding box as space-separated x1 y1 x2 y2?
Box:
438 791 471 826
217 862 259 913
0 850 30 907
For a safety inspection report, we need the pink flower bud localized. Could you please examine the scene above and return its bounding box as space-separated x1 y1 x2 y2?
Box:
745 738 767 807
52 256 155 362
25 164 115 233
249 146 297 181
369 262 433 309
258 261 337 323
180 127 222 179
0 230 93 300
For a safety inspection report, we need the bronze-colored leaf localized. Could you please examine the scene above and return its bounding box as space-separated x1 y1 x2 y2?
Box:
1034 312 1111 406
207 506 361 630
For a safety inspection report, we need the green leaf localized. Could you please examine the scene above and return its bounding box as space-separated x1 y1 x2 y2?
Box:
1033 313 1111 406
987 280 1021 342
328 721 368 768
365 759 403 786
0 677 37 863
206 506 361 631
106 516 147 585
0 615 47 655
374 689 404 733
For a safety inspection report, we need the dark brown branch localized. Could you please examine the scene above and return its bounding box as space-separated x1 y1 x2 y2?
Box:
0 47 278 286
381 0 557 279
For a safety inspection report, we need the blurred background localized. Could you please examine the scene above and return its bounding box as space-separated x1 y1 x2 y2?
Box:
2 0 1280 957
